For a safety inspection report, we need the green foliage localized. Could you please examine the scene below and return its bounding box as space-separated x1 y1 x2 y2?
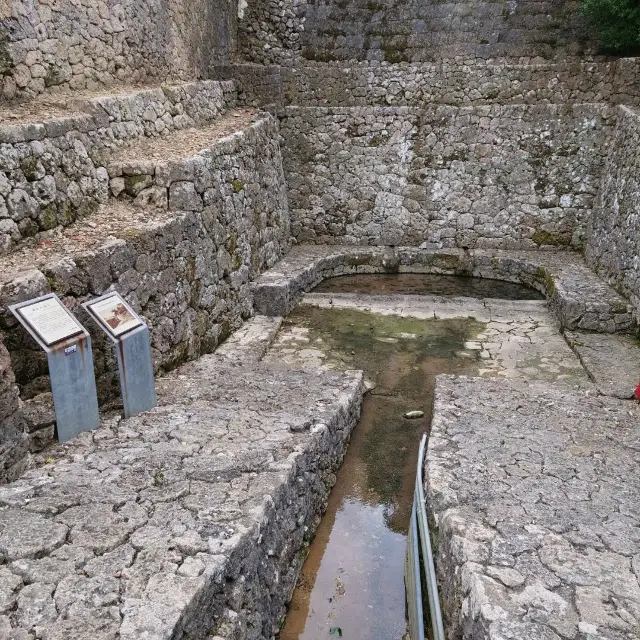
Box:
580 0 640 53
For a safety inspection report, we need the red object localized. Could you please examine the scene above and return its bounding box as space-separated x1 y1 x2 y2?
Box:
635 382 640 401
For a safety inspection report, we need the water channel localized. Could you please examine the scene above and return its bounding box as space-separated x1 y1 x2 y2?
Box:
277 276 543 640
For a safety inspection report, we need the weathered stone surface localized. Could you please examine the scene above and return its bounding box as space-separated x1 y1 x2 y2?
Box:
280 104 612 249
586 105 640 325
0 354 364 639
0 508 68 561
565 331 640 398
0 0 238 103
427 375 640 639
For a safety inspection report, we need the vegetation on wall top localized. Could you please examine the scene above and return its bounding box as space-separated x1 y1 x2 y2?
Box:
580 0 640 53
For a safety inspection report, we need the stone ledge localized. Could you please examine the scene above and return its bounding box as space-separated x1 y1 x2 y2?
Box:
0 80 236 140
565 331 640 399
427 375 640 639
252 245 634 333
0 358 365 639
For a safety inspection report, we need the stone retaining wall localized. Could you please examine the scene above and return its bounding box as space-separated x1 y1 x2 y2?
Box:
0 335 27 483
301 0 592 62
279 59 640 107
0 0 237 101
238 0 595 65
0 80 235 253
216 58 640 109
280 104 613 248
0 114 290 466
586 105 640 323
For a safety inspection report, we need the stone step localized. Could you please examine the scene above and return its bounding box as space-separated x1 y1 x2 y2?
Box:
105 108 262 208
252 245 634 333
0 80 237 254
564 331 640 399
0 111 279 285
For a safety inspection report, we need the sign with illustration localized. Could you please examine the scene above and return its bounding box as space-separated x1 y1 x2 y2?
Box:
84 293 143 338
82 291 156 418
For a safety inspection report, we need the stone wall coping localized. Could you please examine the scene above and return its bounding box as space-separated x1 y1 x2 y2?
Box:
251 245 634 333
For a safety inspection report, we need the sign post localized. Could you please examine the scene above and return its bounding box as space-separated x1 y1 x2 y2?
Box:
9 293 100 442
83 292 156 418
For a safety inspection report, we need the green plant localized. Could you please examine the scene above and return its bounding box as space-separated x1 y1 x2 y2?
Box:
580 0 640 53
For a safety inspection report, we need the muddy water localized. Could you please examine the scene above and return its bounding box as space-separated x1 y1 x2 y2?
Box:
278 307 485 640
313 273 544 300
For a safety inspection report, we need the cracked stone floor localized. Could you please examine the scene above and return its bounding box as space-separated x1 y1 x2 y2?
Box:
265 288 640 640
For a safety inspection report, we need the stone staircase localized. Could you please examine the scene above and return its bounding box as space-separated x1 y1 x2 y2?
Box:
0 78 291 472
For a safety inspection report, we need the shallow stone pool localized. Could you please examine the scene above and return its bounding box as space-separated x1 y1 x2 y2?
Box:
313 273 544 300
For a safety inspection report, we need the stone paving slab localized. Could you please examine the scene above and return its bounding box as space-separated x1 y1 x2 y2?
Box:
0 356 364 640
212 315 283 364
565 331 640 399
427 375 640 640
252 245 633 333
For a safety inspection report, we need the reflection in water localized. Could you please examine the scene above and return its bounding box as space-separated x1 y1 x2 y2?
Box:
313 273 544 300
278 308 483 640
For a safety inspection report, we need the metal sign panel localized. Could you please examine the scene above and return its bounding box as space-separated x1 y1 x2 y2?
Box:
83 292 156 418
9 294 100 442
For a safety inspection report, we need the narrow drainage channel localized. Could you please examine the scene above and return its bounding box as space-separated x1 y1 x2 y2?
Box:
277 305 487 640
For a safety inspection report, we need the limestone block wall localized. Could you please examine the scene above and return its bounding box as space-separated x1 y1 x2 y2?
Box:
278 59 640 107
239 0 305 64
586 106 640 321
0 0 237 102
238 0 594 65
281 104 612 248
0 80 235 253
0 334 27 483
0 114 290 462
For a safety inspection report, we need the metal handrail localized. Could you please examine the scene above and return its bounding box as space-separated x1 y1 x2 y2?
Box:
405 433 445 640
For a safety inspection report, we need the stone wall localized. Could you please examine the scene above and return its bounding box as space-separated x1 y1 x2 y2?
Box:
279 59 640 107
0 0 237 101
0 80 235 253
0 113 290 461
238 0 594 65
238 0 305 65
586 105 640 321
0 334 27 483
281 104 612 248
216 58 640 109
